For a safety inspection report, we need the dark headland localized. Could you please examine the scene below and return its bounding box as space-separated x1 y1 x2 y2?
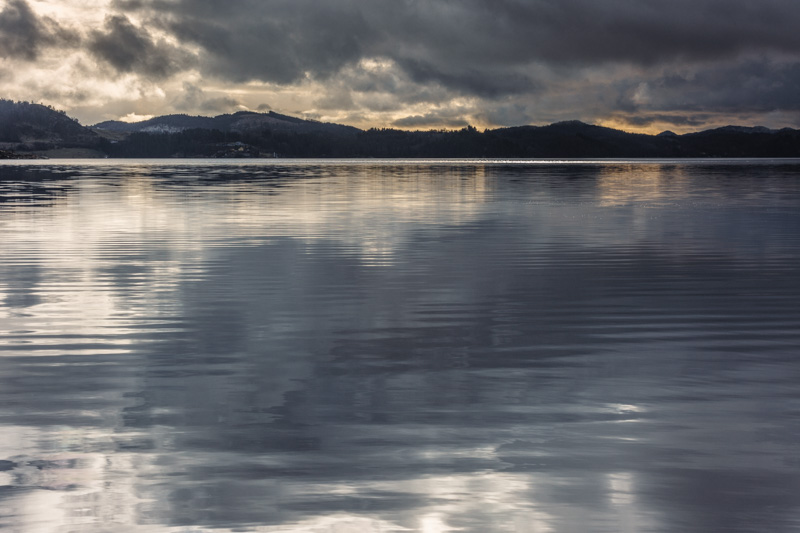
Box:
2 99 800 159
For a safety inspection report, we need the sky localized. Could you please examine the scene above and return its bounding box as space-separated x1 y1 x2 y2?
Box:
1 0 800 132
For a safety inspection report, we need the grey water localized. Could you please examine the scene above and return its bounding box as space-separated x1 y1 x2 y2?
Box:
1 159 799 533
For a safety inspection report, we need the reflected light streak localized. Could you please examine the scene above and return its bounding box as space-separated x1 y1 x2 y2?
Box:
594 164 692 207
420 514 456 533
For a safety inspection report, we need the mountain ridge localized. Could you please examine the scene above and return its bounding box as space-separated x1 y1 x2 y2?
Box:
92 110 360 136
1 100 799 158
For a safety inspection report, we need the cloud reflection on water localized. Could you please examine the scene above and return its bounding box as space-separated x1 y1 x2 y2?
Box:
0 161 799 532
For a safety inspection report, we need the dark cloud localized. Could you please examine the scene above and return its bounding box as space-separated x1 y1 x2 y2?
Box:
6 0 798 128
90 0 800 129
137 0 375 84
0 0 79 60
582 57 800 129
327 61 457 112
112 0 800 92
88 14 194 78
650 59 800 112
398 59 537 98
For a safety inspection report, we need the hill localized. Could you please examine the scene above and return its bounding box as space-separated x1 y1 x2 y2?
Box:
486 121 676 158
679 126 800 158
1 100 799 158
0 99 101 152
93 110 360 137
92 114 800 158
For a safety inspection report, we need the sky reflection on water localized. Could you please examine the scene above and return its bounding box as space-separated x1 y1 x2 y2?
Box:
1 160 799 532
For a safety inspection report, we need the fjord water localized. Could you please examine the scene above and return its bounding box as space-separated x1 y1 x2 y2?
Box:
1 159 799 533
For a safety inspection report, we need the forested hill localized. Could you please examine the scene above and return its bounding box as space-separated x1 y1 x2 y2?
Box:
1 100 799 158
0 99 100 150
93 110 359 136
94 119 800 158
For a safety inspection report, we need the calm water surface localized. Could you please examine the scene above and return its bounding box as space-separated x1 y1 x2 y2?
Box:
1 159 799 532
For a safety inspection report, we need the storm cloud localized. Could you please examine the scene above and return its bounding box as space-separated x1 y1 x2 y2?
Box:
113 0 800 87
88 14 195 78
0 0 79 60
5 0 800 129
